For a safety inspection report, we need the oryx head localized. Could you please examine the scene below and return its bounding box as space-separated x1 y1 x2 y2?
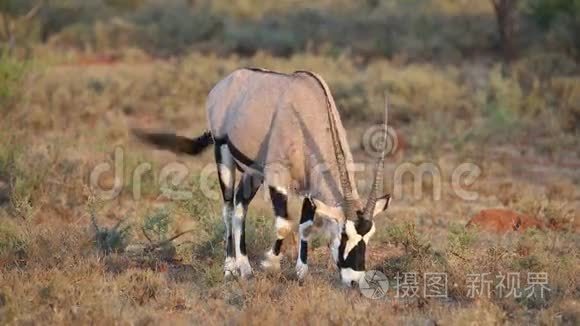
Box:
317 96 391 287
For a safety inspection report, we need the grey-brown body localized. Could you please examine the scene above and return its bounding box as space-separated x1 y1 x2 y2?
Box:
207 68 360 207
135 68 391 285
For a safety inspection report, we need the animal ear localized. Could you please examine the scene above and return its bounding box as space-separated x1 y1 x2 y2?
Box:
312 198 345 221
372 194 391 218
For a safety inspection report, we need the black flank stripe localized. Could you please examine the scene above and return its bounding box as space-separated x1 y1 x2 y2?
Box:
227 139 259 169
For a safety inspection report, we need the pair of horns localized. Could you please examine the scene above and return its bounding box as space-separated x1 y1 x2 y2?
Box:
327 95 388 220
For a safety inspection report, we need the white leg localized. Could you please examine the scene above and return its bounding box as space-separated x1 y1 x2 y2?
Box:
232 200 253 279
296 221 312 280
216 144 237 279
296 198 315 281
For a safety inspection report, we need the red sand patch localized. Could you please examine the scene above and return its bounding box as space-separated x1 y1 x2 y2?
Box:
466 208 545 234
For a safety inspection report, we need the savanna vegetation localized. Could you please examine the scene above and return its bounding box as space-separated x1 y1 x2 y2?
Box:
0 0 579 325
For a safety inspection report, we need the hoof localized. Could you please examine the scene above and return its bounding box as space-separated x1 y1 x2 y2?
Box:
224 270 237 281
224 257 238 281
296 260 309 281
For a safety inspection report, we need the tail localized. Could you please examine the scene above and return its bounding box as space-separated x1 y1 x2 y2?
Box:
132 129 214 155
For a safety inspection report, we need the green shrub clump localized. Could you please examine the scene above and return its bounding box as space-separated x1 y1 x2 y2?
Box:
0 53 27 108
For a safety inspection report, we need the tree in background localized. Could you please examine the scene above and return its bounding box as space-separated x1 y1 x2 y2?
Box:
490 0 520 61
0 0 43 54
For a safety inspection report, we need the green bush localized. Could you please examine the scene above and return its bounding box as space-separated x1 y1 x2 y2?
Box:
0 138 34 218
131 0 223 55
142 209 170 242
92 218 131 254
0 53 27 108
0 221 27 267
527 0 580 28
4 0 580 61
3 0 497 59
88 195 131 254
526 0 580 57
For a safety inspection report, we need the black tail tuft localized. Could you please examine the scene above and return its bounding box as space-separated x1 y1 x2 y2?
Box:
132 129 214 156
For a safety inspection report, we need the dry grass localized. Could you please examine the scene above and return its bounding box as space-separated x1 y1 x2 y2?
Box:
0 51 579 325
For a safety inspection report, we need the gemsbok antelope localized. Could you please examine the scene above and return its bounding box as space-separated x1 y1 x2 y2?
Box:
134 68 391 286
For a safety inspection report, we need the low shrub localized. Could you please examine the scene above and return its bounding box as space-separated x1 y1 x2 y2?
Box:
0 221 27 268
0 53 28 108
526 0 580 58
131 0 223 56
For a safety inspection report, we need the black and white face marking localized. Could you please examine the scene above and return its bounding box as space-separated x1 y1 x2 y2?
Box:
314 195 390 286
336 218 376 286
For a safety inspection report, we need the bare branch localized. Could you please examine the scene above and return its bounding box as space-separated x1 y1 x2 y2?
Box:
90 210 100 233
21 1 44 22
141 227 154 243
143 229 195 252
1 11 12 43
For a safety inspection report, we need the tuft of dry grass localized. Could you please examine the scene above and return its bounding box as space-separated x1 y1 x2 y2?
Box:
0 48 578 325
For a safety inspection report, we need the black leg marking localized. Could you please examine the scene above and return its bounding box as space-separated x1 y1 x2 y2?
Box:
300 197 316 223
299 240 308 263
234 173 263 257
273 239 284 256
296 198 316 280
262 186 290 272
226 232 234 257
214 141 236 267
298 198 315 265
269 186 288 218
268 186 290 256
240 217 247 256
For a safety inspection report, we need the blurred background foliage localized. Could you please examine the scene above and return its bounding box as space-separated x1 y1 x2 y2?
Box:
0 0 578 59
0 4 579 323
0 0 579 142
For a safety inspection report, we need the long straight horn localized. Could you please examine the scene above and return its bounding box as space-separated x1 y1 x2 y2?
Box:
363 95 389 220
326 98 356 219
